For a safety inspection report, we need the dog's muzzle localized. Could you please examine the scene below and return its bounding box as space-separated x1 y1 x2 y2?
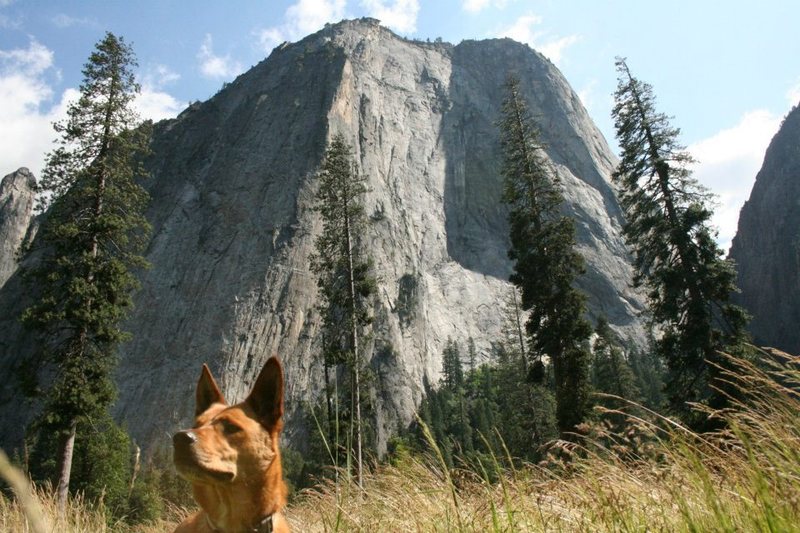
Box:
173 430 198 464
173 430 197 448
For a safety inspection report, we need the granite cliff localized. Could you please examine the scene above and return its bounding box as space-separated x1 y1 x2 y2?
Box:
0 168 36 288
730 104 800 353
0 19 646 453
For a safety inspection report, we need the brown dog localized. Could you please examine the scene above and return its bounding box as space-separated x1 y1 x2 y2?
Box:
173 357 289 533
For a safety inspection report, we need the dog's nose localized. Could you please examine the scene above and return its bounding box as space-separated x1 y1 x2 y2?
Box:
173 430 197 449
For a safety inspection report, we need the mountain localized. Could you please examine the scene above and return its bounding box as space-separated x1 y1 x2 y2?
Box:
0 19 646 454
730 104 800 353
0 168 36 288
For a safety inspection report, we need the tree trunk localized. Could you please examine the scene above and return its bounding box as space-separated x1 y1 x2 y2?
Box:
343 185 363 490
323 355 334 454
55 418 78 514
512 288 527 370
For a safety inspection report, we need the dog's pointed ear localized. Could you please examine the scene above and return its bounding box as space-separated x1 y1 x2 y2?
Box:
196 364 226 416
246 357 284 425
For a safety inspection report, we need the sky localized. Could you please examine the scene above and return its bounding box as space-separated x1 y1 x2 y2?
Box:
1 1 798 251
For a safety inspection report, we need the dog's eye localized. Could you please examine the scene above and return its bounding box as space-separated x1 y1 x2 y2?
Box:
221 420 242 434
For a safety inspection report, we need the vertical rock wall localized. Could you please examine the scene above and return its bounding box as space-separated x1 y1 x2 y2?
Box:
0 19 646 454
730 104 800 353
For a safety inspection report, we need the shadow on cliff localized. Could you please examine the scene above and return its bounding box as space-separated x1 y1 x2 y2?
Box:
442 39 643 330
441 42 513 281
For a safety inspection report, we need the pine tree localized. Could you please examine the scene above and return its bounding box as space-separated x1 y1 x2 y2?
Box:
628 343 666 410
499 74 593 435
310 134 376 488
611 58 749 419
591 317 641 419
21 32 150 510
441 338 464 390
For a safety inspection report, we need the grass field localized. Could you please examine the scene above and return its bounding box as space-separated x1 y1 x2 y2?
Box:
3 351 799 532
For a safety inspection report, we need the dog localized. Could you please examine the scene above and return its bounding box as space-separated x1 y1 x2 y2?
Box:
172 357 289 532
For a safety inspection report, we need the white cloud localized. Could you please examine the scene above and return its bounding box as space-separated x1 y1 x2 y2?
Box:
197 34 244 79
690 109 782 252
0 39 65 178
257 28 287 52
537 34 580 65
463 0 490 12
0 40 184 180
462 0 507 13
51 13 97 28
498 13 541 41
136 66 184 122
257 0 347 52
134 86 184 122
360 0 420 33
0 13 21 29
0 39 54 75
143 64 181 88
256 0 419 52
496 13 580 65
288 0 347 35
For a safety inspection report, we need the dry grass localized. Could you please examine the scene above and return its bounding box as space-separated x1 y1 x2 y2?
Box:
0 494 189 532
3 350 800 532
0 449 187 533
0 483 188 533
287 350 800 532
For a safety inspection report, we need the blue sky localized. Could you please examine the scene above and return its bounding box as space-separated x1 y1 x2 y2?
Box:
1 0 798 249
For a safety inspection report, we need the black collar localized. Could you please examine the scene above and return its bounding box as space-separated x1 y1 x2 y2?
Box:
205 513 273 533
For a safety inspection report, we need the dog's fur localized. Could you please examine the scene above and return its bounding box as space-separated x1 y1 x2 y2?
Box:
172 357 289 532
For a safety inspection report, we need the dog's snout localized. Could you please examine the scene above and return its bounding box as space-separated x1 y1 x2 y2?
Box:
173 430 197 449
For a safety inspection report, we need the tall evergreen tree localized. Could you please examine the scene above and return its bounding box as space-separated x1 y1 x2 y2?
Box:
611 58 749 418
628 345 666 410
310 134 376 488
441 338 464 390
499 74 593 435
591 317 641 419
21 32 150 510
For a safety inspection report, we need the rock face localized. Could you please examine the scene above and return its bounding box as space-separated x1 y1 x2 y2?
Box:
0 19 646 453
730 104 800 353
0 168 36 288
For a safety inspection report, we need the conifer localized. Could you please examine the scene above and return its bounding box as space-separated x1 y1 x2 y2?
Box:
499 74 593 435
22 32 150 510
611 58 749 419
311 134 376 488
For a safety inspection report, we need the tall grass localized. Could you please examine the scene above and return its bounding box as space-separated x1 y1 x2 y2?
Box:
287 350 800 531
0 450 188 533
0 481 188 533
3 349 800 532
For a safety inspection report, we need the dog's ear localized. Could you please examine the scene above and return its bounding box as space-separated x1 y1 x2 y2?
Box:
196 364 226 416
246 357 284 426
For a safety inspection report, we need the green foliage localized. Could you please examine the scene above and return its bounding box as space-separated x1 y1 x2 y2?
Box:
310 133 376 370
611 58 750 419
310 135 377 485
280 445 307 498
440 338 464 390
408 338 557 469
25 412 158 524
628 343 666 410
498 74 593 435
129 447 193 517
591 317 641 423
395 272 418 328
19 32 151 503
